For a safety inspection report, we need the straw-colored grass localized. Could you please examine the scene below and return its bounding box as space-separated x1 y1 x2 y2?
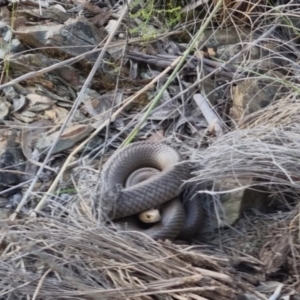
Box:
2 0 300 299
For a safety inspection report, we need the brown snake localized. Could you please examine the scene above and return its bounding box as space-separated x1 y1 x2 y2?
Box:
102 142 203 240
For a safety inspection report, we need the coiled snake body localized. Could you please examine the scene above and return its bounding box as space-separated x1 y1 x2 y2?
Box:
102 142 203 240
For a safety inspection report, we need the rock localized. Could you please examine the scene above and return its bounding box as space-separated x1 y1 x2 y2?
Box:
217 177 254 226
10 38 26 53
0 131 26 194
8 53 85 92
15 18 107 63
230 77 283 123
208 177 281 227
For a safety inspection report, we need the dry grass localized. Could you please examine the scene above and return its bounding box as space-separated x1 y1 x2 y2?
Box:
189 95 300 192
2 0 300 299
3 98 300 299
0 211 237 300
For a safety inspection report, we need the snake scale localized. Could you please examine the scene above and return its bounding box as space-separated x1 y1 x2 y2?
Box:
102 142 203 240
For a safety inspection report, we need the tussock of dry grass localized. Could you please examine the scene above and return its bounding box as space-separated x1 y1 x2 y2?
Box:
190 126 300 187
0 212 236 300
188 95 300 196
244 95 300 128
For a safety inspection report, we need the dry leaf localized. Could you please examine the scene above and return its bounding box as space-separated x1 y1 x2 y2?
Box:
21 120 55 175
44 110 57 120
194 49 204 59
82 92 123 129
29 104 53 112
12 95 26 113
0 102 10 120
13 113 34 123
207 47 216 57
89 11 112 28
146 130 165 142
26 92 56 113
21 111 36 118
44 106 69 123
27 93 54 105
35 124 94 154
74 0 103 14
21 120 53 160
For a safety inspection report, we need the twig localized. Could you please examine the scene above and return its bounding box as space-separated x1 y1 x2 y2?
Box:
0 31 183 89
32 269 52 300
195 267 232 283
0 47 101 89
0 179 32 196
268 284 283 300
193 93 223 137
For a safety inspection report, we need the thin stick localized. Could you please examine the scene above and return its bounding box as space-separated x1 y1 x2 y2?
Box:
0 47 101 89
193 93 223 137
32 269 52 300
268 283 283 300
0 32 181 90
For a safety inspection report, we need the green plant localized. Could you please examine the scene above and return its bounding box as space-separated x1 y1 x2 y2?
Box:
128 0 182 40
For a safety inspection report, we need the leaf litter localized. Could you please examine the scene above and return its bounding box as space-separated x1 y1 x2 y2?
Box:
0 0 300 299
